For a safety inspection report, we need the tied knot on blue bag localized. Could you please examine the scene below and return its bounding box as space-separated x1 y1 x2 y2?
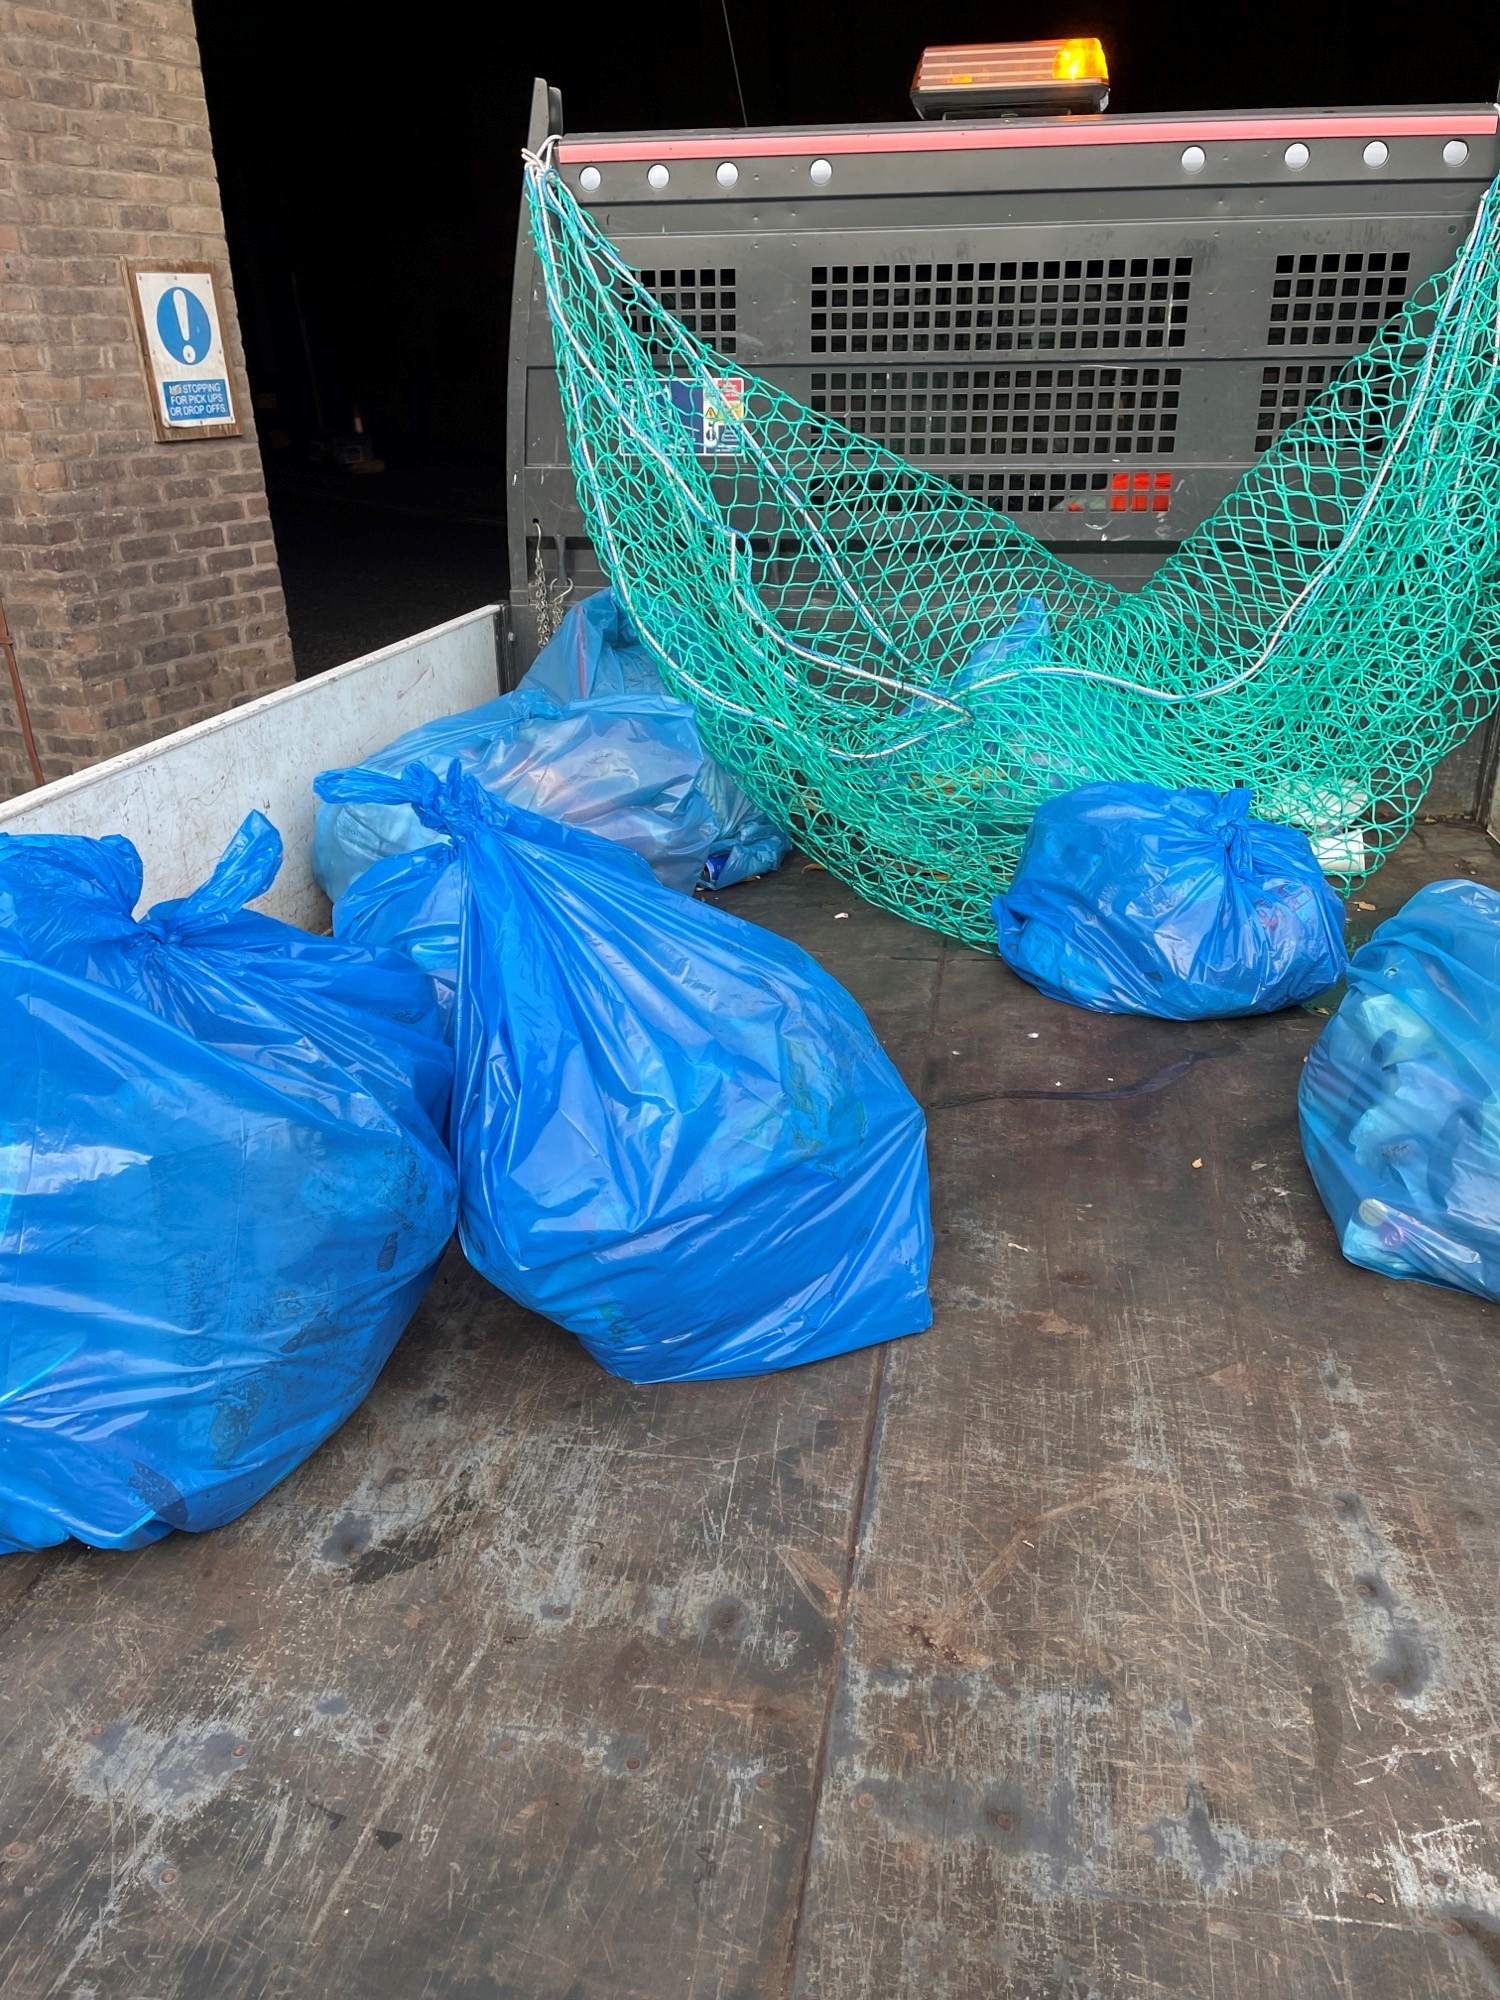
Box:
405 762 509 841
994 779 1347 1020
315 759 510 843
1212 788 1255 876
0 812 282 964
129 913 173 955
131 811 283 947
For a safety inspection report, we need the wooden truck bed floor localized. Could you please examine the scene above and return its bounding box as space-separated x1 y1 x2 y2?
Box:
5 820 1500 2000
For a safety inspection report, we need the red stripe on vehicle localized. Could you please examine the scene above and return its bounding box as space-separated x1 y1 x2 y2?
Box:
559 111 1498 167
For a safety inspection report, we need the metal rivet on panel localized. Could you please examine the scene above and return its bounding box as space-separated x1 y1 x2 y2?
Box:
647 164 670 190
579 166 601 192
1444 140 1470 167
809 158 833 186
1284 143 1310 170
716 162 739 188
1363 140 1389 168
1181 146 1206 174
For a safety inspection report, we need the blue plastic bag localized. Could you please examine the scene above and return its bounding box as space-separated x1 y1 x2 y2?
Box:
528 592 790 887
520 587 672 701
315 761 932 1383
994 783 1347 1018
312 591 790 904
907 596 1052 718
313 684 716 901
1300 879 1500 1301
0 815 458 1555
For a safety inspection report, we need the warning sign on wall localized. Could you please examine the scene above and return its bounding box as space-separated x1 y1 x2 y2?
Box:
128 264 241 442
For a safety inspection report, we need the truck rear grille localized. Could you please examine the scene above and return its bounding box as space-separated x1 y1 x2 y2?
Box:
810 256 1192 356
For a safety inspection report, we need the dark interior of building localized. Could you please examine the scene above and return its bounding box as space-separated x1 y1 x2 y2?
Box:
192 0 1500 671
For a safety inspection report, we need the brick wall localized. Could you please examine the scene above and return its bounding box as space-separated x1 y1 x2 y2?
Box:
0 0 294 801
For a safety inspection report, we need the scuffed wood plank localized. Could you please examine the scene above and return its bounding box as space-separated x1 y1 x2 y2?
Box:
0 1255 889 1994
790 824 1500 2000
0 872 937 1999
9 824 1500 1998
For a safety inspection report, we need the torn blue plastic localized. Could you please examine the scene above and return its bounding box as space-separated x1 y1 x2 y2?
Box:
1301 879 1500 1301
530 591 790 887
906 595 1052 718
959 596 1051 683
312 590 790 903
900 592 1048 728
0 815 457 1555
994 782 1347 1019
520 588 674 701
316 760 932 1384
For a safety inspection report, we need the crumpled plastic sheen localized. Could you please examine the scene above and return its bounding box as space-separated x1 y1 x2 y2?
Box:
1300 878 1500 1302
0 814 457 1554
316 760 931 1383
312 589 789 903
994 782 1347 1018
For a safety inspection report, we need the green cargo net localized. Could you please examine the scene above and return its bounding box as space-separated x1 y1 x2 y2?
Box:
524 149 1500 949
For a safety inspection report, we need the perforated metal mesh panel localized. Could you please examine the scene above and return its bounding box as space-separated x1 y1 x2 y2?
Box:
631 266 738 355
810 366 1181 456
1267 248 1409 345
508 88 1498 806
808 255 1192 355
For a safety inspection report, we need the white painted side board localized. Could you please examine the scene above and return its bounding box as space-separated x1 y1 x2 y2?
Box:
0 607 500 931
